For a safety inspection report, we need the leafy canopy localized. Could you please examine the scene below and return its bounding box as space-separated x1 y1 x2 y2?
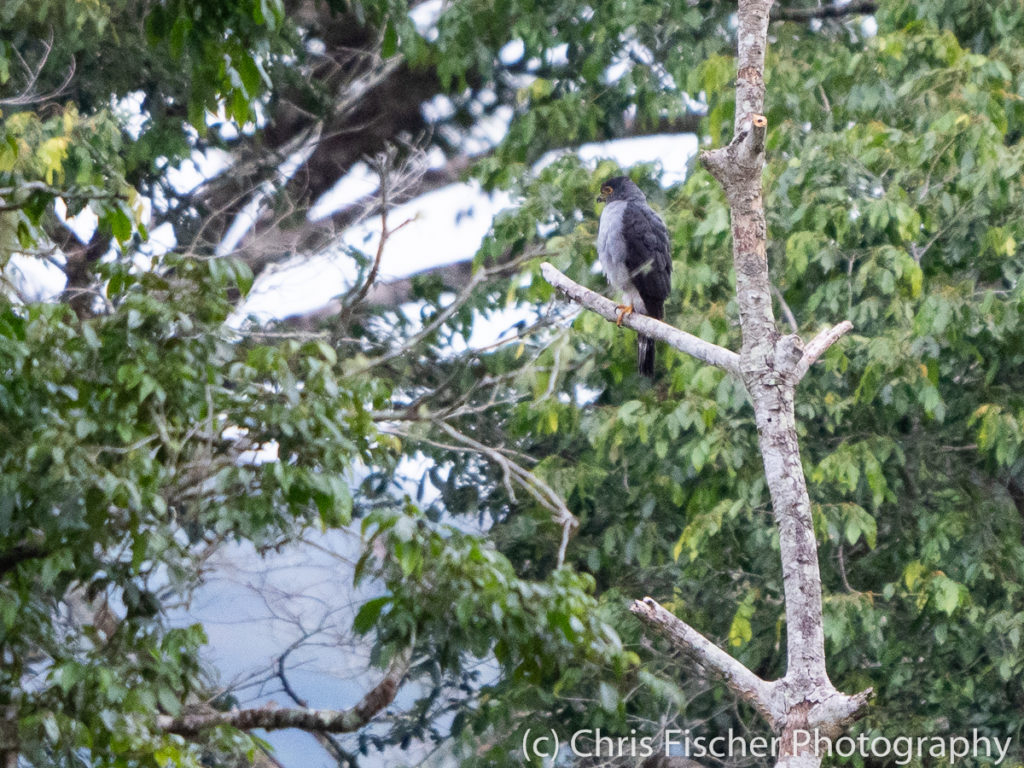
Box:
1 0 1024 765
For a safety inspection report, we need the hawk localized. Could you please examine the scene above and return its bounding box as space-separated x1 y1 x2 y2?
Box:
596 176 672 377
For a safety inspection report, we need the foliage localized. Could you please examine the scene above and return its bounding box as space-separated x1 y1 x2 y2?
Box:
2 0 1024 765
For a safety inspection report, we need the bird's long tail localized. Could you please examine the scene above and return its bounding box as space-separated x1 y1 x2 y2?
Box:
637 299 664 378
638 336 656 378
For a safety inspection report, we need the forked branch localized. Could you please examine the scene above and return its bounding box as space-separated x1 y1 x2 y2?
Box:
625 0 870 762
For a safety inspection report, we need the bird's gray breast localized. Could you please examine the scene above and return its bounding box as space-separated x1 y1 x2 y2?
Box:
597 200 633 294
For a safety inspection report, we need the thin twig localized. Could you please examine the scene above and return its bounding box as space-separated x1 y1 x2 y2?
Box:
356 248 544 375
383 418 578 566
276 635 360 766
0 30 77 107
772 284 800 333
837 544 854 593
344 149 415 313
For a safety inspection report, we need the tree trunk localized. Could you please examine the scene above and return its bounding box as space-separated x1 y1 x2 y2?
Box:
545 0 871 763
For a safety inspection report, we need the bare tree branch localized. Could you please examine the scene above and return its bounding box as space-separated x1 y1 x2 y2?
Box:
772 1 878 22
159 645 411 737
0 29 76 107
251 156 475 278
795 320 854 381
0 182 126 212
630 597 784 728
340 151 417 316
281 260 476 332
540 263 743 377
276 635 360 766
0 541 50 577
381 417 579 566
700 0 839 692
435 420 578 566
226 112 705 283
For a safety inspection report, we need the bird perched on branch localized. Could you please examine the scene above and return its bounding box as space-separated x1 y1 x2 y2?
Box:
596 176 672 377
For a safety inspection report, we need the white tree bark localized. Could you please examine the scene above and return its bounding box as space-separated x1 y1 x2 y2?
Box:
541 263 742 377
543 0 869 764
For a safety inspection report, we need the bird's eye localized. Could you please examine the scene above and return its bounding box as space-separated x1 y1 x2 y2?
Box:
601 186 613 196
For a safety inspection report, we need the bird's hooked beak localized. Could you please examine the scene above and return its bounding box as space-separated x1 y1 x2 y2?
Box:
596 185 612 203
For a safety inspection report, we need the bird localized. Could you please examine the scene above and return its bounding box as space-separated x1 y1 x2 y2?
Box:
596 175 672 377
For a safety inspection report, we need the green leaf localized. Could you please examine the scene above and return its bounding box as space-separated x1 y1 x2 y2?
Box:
904 560 925 591
110 206 132 243
157 686 182 716
728 594 756 647
729 611 752 647
169 15 191 58
38 136 68 184
235 53 262 97
932 575 963 616
382 21 398 58
231 258 255 297
671 533 684 563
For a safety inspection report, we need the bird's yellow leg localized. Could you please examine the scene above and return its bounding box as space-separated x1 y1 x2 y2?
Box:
615 303 634 327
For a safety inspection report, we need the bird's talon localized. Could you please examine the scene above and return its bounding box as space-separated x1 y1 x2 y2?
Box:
615 304 634 327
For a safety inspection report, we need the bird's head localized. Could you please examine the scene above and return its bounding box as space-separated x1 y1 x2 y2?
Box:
597 175 645 203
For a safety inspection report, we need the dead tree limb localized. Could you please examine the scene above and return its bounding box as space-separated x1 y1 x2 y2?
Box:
542 0 866 764
158 646 411 737
541 263 742 377
699 0 869 763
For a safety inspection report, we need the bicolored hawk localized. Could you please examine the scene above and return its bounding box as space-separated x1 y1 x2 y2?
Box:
596 176 672 377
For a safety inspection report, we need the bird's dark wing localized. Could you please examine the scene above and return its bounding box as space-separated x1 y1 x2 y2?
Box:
621 201 672 306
